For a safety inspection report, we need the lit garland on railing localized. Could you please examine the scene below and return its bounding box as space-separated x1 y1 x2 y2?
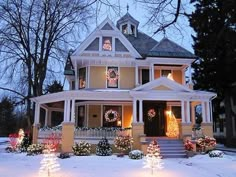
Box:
75 127 132 132
39 125 62 132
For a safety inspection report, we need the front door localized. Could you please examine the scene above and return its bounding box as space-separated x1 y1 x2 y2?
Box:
144 101 166 136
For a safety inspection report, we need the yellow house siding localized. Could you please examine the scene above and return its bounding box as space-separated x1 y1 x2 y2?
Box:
88 105 101 127
123 105 132 128
154 69 161 79
153 85 171 90
120 67 135 89
89 66 106 88
173 70 183 84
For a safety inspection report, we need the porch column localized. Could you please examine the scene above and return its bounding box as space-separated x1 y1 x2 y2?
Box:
71 99 75 123
132 99 137 123
201 101 206 123
75 61 78 90
48 110 52 127
34 103 40 125
188 65 193 84
181 101 186 123
209 101 213 123
139 99 143 123
186 101 191 123
64 100 71 122
33 103 40 144
135 65 139 86
149 64 152 81
206 101 211 123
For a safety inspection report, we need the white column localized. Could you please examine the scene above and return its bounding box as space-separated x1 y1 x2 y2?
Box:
188 65 193 84
186 101 191 123
206 101 211 123
64 100 70 122
149 64 152 81
139 99 143 123
152 64 155 80
201 101 206 123
132 99 137 123
75 61 78 90
44 109 48 127
181 101 186 123
34 103 40 125
135 65 139 86
71 99 75 122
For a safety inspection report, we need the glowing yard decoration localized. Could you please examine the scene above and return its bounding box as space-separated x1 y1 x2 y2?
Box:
143 140 164 175
166 110 179 138
17 129 25 144
39 148 60 177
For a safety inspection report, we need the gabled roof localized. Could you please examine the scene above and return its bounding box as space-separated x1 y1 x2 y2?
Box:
117 12 139 27
72 17 141 58
133 77 193 92
148 38 197 59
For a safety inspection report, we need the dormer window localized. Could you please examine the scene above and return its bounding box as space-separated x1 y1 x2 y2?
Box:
102 37 112 51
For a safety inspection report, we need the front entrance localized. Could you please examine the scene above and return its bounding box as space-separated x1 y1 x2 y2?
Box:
143 101 166 136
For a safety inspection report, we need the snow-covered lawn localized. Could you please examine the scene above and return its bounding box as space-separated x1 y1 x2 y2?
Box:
0 140 236 177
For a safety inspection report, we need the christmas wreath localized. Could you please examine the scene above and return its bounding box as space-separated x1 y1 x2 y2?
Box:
147 108 156 121
105 109 119 122
107 68 119 81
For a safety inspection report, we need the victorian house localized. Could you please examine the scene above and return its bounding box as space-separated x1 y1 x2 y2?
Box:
31 13 216 153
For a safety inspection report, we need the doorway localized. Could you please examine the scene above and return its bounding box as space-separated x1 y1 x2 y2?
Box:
143 101 166 136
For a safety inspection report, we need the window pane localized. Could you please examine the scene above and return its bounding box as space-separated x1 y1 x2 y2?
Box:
102 37 112 51
79 67 86 89
122 24 128 34
103 105 122 127
172 106 181 119
142 69 149 84
161 70 171 77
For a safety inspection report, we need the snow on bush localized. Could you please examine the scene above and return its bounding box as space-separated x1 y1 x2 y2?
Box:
27 144 45 155
209 150 224 158
72 141 91 156
96 137 112 156
129 150 144 159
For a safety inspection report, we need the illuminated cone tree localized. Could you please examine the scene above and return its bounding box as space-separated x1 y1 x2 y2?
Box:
166 111 179 138
144 140 163 175
39 147 60 177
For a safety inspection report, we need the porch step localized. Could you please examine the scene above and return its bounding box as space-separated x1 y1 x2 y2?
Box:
145 137 187 158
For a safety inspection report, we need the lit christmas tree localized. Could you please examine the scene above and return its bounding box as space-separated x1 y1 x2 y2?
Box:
96 137 112 156
39 147 60 177
166 111 179 138
143 140 164 175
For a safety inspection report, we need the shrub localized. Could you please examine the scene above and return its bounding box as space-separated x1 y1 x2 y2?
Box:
96 137 112 156
58 152 70 159
209 150 224 158
184 140 194 151
27 144 45 155
114 135 133 152
72 141 91 156
129 150 144 160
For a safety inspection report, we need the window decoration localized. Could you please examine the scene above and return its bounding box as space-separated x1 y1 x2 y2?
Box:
102 37 112 51
147 108 156 121
104 109 119 122
107 67 119 88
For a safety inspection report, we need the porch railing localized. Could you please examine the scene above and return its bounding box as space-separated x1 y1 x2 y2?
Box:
38 126 132 140
74 127 132 139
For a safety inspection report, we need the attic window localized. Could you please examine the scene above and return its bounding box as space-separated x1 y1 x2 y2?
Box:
122 24 128 34
102 37 112 51
161 70 171 77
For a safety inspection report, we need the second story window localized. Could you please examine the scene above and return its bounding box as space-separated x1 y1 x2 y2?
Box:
107 66 119 88
102 37 112 51
79 67 86 89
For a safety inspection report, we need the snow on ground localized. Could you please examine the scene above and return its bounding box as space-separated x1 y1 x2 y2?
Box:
0 139 236 177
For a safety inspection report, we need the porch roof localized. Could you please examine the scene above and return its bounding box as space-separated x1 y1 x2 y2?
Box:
31 87 216 105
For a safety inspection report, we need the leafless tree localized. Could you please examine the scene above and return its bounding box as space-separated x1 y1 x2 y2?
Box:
134 0 192 36
0 0 119 129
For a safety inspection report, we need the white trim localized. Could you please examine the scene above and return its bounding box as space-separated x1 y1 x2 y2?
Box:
139 99 143 123
75 61 78 90
135 65 139 86
186 101 191 123
201 101 206 123
71 99 75 122
181 101 185 123
132 99 137 123
100 105 103 127
133 77 193 92
87 66 90 88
